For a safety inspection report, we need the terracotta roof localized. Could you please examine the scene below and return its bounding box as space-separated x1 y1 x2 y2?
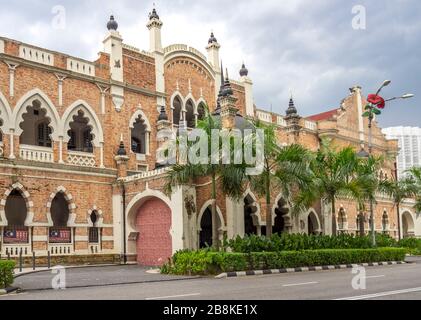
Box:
307 109 339 122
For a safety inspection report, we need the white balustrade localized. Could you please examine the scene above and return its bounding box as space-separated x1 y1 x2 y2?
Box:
67 58 95 77
122 167 169 183
19 45 54 66
67 151 96 167
19 144 54 163
2 244 31 257
48 244 73 256
256 110 273 123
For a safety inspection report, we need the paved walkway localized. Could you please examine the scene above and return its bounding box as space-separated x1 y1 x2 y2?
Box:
14 265 198 291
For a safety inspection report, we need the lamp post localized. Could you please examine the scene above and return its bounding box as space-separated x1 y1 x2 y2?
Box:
360 80 414 246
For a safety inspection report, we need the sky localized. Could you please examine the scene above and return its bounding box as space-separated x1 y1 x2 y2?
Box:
0 0 420 128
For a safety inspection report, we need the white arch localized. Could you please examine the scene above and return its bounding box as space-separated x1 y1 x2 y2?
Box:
196 98 207 115
243 189 262 226
126 189 172 231
12 89 61 140
306 209 322 234
271 193 292 225
197 200 226 231
45 186 76 227
0 91 12 132
184 94 196 113
170 92 185 110
164 51 216 79
61 100 104 146
129 109 152 132
401 210 415 237
0 182 34 227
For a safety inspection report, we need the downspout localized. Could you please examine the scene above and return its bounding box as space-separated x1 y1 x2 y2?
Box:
122 183 127 264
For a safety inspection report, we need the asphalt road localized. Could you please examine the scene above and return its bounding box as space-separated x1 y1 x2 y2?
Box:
3 257 421 300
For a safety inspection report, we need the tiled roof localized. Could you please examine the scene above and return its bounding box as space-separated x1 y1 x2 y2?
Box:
306 109 339 122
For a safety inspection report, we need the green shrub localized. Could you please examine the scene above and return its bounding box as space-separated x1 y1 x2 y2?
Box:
0 260 15 289
162 248 406 275
226 233 398 253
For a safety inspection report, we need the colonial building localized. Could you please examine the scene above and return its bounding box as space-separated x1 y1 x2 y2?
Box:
0 9 419 266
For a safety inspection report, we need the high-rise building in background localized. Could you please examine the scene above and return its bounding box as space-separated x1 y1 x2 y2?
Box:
383 126 421 178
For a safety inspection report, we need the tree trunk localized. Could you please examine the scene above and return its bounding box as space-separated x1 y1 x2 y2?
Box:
331 198 337 236
211 172 219 250
396 202 401 240
359 211 365 237
265 173 272 238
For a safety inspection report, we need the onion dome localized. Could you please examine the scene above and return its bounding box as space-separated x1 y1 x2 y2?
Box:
239 63 249 77
158 105 168 121
117 139 127 156
149 8 160 20
208 32 218 44
107 15 118 31
286 97 298 116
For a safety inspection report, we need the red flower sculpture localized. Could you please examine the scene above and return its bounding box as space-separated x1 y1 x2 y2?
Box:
367 94 385 109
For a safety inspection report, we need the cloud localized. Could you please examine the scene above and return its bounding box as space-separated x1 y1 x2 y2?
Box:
0 0 419 127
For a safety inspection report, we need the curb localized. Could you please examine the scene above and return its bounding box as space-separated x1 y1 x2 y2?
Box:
0 287 19 296
14 263 136 279
215 261 407 279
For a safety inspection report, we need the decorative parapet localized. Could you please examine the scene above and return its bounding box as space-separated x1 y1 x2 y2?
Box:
19 45 54 66
67 58 95 77
120 167 169 183
67 151 96 167
122 43 155 58
0 39 4 54
19 144 54 163
256 110 273 123
164 44 207 61
304 120 317 131
277 116 287 127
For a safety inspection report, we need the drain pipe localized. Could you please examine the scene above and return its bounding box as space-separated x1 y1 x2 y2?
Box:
122 183 127 264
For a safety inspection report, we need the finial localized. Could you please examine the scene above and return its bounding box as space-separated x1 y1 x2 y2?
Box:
117 134 127 156
239 62 249 77
208 31 218 44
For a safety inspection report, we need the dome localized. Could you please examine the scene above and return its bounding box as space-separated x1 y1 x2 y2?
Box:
286 97 298 116
239 63 249 77
149 8 160 20
208 32 218 44
107 15 118 31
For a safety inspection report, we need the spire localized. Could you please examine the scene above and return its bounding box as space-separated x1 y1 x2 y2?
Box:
107 15 118 31
286 94 298 117
239 62 249 77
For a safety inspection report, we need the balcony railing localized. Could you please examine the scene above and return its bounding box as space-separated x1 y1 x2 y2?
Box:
67 150 96 167
19 144 54 163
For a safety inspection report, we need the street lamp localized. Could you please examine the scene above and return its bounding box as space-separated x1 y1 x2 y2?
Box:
361 82 414 246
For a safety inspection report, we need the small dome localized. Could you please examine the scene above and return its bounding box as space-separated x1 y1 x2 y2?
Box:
286 97 298 116
239 63 249 77
117 140 127 156
107 15 118 31
158 106 168 121
149 8 160 20
208 32 218 44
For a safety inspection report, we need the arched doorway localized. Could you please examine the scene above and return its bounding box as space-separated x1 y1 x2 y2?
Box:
136 198 172 266
307 211 320 235
402 211 415 238
198 206 223 248
4 190 29 244
49 193 72 244
244 195 258 235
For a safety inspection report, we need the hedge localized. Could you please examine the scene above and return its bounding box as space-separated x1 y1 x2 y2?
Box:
0 260 15 289
225 233 399 253
161 248 406 275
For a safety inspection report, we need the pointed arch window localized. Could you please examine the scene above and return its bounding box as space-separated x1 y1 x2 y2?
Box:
89 211 100 244
185 100 196 128
67 110 94 153
197 103 206 122
131 115 148 155
49 193 71 244
19 100 53 147
172 97 182 126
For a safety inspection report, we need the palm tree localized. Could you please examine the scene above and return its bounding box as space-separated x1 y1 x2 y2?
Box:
248 120 312 237
408 167 421 212
379 174 417 240
294 140 364 236
164 105 248 249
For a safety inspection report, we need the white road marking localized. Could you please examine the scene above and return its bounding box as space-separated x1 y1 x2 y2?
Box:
146 293 201 300
366 275 385 279
335 287 421 300
282 281 319 287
